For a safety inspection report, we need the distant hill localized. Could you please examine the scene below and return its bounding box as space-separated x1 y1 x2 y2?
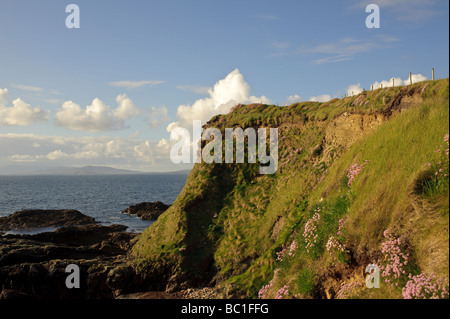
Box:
13 165 142 176
0 165 192 176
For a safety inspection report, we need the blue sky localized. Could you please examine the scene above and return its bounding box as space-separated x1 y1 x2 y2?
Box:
0 0 448 173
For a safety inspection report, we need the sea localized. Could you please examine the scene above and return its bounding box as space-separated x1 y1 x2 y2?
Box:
0 173 189 233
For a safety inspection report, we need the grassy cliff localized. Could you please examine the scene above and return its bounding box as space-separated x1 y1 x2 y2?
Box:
132 79 449 299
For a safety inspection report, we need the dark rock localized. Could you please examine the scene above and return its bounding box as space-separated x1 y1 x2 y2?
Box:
0 288 33 300
0 209 148 299
0 223 136 267
20 223 130 247
121 202 170 220
0 208 168 299
0 209 95 231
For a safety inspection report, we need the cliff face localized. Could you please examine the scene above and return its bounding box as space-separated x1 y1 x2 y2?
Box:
132 79 449 298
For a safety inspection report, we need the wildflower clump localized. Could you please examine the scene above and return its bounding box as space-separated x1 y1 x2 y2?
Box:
402 273 449 299
347 160 370 188
276 240 298 262
326 236 346 254
379 229 410 286
258 269 280 299
337 215 349 236
303 209 321 254
326 215 350 263
288 240 298 257
275 285 290 299
335 281 364 299
276 248 287 262
432 133 449 178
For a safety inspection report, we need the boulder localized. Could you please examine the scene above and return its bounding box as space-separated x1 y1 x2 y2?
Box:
121 202 170 220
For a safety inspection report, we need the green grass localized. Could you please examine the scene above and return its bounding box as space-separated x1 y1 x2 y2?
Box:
132 79 449 299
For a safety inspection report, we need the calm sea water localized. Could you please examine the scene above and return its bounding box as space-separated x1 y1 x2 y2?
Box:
0 174 188 233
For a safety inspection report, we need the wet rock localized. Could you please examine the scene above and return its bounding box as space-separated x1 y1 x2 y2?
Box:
0 209 95 231
121 202 170 221
0 209 148 299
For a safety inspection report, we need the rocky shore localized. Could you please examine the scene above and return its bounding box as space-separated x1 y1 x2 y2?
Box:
0 208 222 300
0 209 162 299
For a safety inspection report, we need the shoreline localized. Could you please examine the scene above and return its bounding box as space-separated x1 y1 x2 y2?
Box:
0 207 176 299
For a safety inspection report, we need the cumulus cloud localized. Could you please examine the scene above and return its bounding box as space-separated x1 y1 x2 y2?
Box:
370 73 428 90
309 94 332 102
0 88 49 126
46 149 70 160
147 106 169 128
55 94 143 132
346 83 364 96
306 73 428 102
285 94 304 105
55 98 123 132
113 94 140 120
168 69 270 131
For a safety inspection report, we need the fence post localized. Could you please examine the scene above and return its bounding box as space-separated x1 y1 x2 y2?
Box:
392 78 395 87
409 72 412 85
432 68 435 81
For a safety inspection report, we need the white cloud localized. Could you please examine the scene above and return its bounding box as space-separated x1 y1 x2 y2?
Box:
346 83 364 96
109 80 166 89
55 98 123 132
0 133 176 172
309 94 332 102
113 94 140 120
298 36 399 65
46 149 70 160
285 94 304 105
0 88 49 126
370 73 428 89
147 106 169 128
11 84 44 92
134 141 153 163
168 69 271 131
306 73 428 103
55 94 143 132
8 154 41 162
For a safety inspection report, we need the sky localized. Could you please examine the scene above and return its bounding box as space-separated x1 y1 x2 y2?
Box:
0 0 448 173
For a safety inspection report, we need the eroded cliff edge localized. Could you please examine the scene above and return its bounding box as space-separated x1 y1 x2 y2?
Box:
131 79 449 298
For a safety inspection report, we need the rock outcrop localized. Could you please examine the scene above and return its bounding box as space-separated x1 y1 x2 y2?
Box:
121 202 170 220
0 209 95 231
0 209 155 299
